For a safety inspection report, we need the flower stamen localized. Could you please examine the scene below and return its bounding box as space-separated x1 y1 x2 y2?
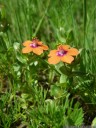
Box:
30 42 38 48
56 49 67 56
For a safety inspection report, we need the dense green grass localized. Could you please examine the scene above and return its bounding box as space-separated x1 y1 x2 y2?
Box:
0 0 96 127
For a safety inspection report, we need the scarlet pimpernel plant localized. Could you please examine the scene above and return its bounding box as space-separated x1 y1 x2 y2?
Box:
22 38 49 55
48 45 79 64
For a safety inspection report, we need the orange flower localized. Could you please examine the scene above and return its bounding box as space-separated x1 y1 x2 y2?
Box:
48 45 79 64
22 38 48 55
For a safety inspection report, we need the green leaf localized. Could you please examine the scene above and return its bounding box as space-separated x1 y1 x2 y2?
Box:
68 105 84 126
55 63 64 74
13 63 20 72
67 29 75 43
13 42 20 51
57 29 66 43
16 53 27 64
0 5 6 19
60 65 71 76
92 117 96 127
60 74 67 83
50 85 64 98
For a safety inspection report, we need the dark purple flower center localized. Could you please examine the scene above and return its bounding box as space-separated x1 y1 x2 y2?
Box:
57 49 67 56
30 43 38 48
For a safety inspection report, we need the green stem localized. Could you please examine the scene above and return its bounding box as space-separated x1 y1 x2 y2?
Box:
83 0 87 43
83 0 87 69
33 0 50 37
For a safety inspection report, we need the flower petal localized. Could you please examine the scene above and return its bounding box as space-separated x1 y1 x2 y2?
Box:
58 45 70 50
23 40 32 46
62 45 70 50
61 55 74 64
37 41 43 45
48 50 57 57
48 56 60 64
32 47 43 55
67 48 79 56
22 47 33 53
41 45 49 50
